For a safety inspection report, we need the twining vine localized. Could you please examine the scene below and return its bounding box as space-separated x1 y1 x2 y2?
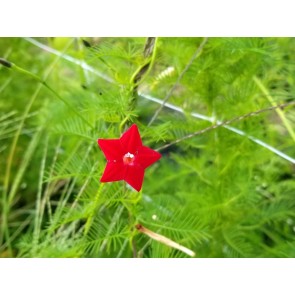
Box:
156 101 295 152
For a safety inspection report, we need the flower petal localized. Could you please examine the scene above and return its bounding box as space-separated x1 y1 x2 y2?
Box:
98 139 123 161
120 124 142 154
124 165 145 191
136 146 161 169
100 162 126 182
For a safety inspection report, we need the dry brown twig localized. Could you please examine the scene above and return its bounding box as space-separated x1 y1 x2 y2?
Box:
136 224 196 257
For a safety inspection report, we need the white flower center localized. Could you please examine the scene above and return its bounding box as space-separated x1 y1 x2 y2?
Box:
123 152 135 165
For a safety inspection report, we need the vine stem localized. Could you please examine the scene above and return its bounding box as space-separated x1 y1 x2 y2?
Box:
130 37 158 89
1 59 93 129
253 75 295 142
156 101 295 152
148 37 208 127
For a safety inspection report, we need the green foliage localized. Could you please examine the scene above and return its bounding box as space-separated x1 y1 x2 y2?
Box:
0 37 294 258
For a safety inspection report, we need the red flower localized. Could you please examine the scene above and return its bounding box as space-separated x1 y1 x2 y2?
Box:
98 124 161 191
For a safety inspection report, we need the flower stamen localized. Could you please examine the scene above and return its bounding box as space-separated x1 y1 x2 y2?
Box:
123 152 135 165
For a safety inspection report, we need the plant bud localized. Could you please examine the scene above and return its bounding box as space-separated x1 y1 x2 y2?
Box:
0 58 12 68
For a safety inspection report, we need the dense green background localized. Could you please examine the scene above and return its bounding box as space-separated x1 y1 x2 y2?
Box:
0 37 294 257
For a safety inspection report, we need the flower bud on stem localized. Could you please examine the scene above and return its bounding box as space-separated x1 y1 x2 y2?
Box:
0 58 12 68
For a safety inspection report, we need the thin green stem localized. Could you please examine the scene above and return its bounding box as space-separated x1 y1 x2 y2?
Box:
84 183 105 236
98 204 125 256
32 135 48 256
156 101 295 153
42 136 63 225
253 75 295 142
3 60 93 129
148 37 208 126
130 37 158 89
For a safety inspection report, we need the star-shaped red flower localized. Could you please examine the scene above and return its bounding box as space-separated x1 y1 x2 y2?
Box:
98 124 161 191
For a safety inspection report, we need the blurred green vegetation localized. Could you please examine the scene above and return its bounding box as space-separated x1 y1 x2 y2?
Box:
0 37 294 258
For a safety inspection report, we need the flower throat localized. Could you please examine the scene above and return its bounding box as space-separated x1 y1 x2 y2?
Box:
123 152 135 165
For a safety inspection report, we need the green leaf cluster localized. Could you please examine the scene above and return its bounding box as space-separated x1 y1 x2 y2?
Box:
0 37 294 258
